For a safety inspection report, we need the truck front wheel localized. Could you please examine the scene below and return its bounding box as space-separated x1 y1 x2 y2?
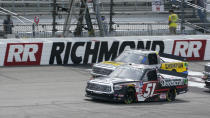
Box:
166 89 176 102
124 88 135 104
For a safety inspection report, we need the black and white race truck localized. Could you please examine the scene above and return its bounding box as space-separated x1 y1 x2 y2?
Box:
203 63 210 89
91 50 188 77
86 64 188 104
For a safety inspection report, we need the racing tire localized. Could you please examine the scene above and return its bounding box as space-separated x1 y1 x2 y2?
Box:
124 88 135 104
172 69 177 72
166 89 176 102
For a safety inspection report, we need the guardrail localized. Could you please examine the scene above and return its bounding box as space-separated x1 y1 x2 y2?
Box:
0 23 197 38
0 35 210 67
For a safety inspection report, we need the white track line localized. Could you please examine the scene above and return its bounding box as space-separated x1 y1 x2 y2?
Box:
188 71 203 77
188 81 205 88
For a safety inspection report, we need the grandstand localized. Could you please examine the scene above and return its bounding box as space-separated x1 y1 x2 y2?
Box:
0 0 210 38
0 0 155 13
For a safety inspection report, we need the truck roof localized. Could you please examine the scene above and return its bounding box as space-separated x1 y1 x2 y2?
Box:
118 63 156 70
125 49 185 62
124 49 157 55
160 73 185 79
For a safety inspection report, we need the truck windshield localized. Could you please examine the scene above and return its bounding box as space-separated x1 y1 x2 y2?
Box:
115 52 144 64
109 67 143 80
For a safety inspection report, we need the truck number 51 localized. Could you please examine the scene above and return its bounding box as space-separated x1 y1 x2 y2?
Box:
143 83 156 98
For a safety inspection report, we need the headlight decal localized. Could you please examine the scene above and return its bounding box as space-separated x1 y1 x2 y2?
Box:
114 85 123 90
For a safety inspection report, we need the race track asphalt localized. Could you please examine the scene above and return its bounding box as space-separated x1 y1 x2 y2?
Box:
0 62 210 118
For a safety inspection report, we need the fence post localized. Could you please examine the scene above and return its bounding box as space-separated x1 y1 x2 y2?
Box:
52 0 57 37
93 0 105 37
37 0 40 12
109 0 114 32
32 24 35 38
180 0 185 34
12 0 15 11
147 23 152 35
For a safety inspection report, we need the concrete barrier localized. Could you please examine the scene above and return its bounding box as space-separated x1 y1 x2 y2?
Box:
0 35 210 66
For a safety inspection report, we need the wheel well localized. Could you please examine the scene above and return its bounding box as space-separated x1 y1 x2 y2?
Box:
167 88 177 101
168 88 177 93
172 69 177 72
126 86 137 101
127 86 135 92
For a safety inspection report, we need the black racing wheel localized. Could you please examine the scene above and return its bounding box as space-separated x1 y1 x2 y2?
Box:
166 89 176 102
124 88 135 104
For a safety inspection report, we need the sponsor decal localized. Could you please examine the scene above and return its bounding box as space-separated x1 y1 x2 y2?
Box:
159 93 166 99
138 81 143 93
118 94 124 97
139 81 143 87
101 61 124 66
4 43 43 66
160 79 184 87
49 41 165 64
164 63 183 69
172 40 206 61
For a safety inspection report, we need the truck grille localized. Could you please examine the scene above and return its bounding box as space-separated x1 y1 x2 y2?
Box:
92 67 113 76
87 83 112 92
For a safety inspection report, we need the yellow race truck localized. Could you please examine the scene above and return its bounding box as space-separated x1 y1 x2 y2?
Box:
91 50 188 77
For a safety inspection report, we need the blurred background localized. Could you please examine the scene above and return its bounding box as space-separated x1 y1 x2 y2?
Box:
0 0 210 38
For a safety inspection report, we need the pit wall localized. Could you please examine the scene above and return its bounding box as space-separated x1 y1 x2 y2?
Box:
0 35 210 66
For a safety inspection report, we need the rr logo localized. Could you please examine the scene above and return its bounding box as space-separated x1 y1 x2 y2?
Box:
172 40 206 61
4 43 43 66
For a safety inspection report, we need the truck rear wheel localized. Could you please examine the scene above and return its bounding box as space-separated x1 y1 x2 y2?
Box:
124 88 135 104
166 89 176 102
172 69 177 72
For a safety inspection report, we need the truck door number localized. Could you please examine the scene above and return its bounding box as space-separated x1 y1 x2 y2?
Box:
143 83 156 98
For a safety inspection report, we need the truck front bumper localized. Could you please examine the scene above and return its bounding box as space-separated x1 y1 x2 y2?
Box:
86 90 124 102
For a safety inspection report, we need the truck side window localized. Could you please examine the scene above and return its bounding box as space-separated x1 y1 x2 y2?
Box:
142 75 148 82
148 53 158 65
147 70 157 81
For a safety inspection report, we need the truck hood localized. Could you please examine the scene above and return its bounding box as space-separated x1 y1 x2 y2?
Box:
94 61 124 69
89 77 136 85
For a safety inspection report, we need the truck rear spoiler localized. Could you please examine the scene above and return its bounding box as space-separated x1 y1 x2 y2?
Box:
158 69 188 78
159 53 187 61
